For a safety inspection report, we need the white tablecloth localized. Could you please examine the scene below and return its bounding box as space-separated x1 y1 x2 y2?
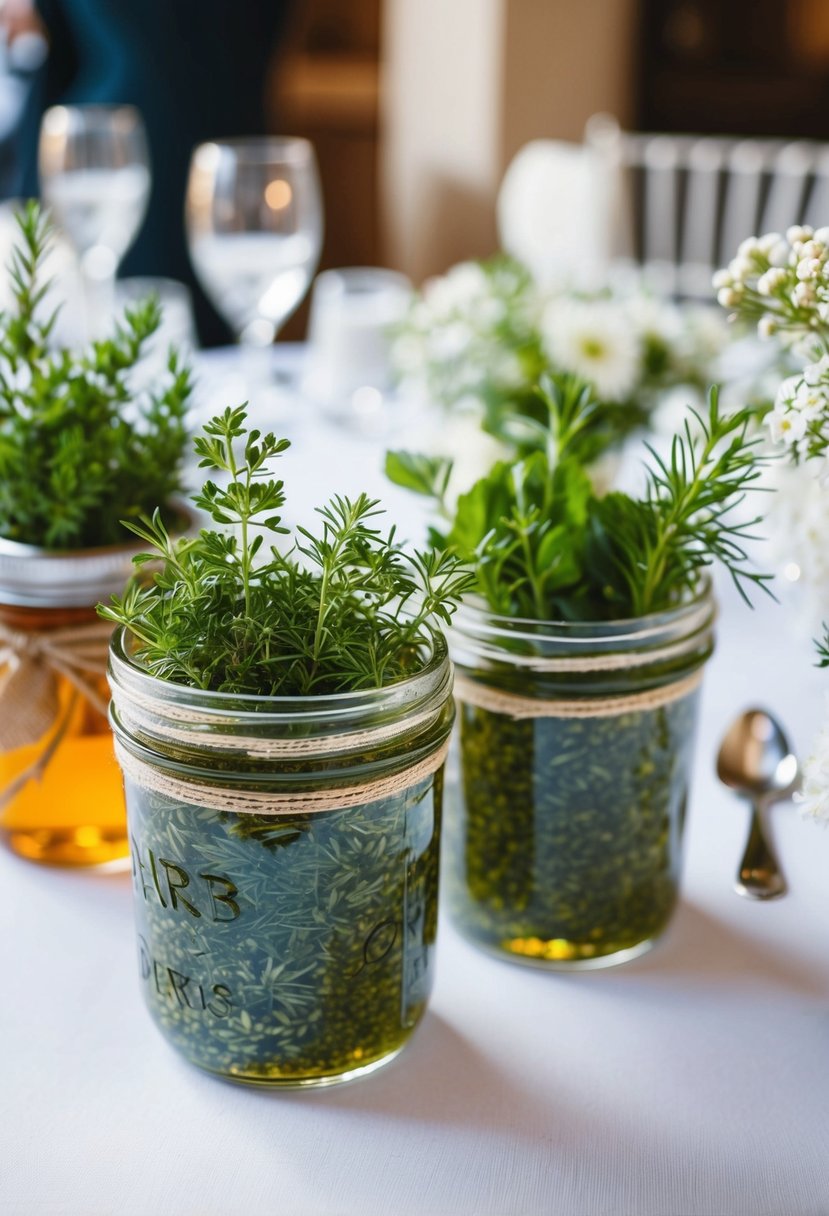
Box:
2 349 829 1216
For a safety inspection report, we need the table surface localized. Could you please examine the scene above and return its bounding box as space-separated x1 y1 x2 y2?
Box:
2 349 829 1216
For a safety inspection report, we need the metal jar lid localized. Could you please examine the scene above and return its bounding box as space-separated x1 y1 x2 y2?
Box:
0 535 142 609
0 503 197 609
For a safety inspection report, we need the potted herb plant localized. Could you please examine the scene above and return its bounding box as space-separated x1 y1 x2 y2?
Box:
103 406 472 1086
387 374 771 968
0 203 192 867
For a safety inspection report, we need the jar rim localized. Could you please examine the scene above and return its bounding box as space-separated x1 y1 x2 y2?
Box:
0 500 196 608
452 577 714 641
109 625 451 716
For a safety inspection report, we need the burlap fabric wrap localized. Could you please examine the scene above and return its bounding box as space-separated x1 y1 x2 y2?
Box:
0 620 112 807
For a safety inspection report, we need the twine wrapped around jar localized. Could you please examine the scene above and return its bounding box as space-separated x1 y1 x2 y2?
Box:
453 668 704 720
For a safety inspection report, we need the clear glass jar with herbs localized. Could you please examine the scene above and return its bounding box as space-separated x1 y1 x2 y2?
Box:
109 629 453 1086
448 590 714 967
102 406 472 1085
386 376 772 969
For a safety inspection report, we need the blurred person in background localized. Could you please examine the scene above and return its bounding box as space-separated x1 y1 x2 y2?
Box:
0 0 297 344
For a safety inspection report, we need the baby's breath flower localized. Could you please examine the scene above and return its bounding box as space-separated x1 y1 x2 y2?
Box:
717 286 741 308
757 268 787 295
787 224 814 245
793 281 816 307
768 406 807 446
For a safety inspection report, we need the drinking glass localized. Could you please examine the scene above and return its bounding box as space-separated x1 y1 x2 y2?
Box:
303 267 412 428
185 138 323 389
38 104 151 339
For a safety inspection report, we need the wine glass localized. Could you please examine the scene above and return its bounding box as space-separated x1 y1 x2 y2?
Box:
185 137 323 392
38 104 151 339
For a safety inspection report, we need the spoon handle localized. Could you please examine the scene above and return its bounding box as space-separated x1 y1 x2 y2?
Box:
735 802 786 900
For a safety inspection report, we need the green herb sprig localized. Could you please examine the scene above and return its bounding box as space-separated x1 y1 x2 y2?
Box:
387 374 773 621
0 202 191 548
101 406 474 695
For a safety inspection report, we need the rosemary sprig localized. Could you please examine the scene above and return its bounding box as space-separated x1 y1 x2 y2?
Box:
0 202 191 548
387 374 773 621
101 406 474 695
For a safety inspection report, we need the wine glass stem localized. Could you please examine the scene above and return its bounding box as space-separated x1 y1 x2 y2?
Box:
238 325 277 392
81 267 117 342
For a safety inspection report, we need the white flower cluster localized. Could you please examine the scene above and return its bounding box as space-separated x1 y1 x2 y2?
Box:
394 256 729 420
391 259 536 410
715 226 829 458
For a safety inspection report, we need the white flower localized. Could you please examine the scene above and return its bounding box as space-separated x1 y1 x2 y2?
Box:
796 708 829 823
797 257 823 281
768 406 807 446
728 255 755 281
758 315 777 339
758 231 783 253
804 355 829 386
787 224 814 245
793 383 826 419
775 374 802 409
540 300 641 401
815 226 829 245
757 268 787 295
717 287 741 308
422 262 489 320
737 236 760 258
712 269 733 290
793 281 816 306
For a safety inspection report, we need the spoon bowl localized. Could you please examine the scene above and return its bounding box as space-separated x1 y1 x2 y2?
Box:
716 708 800 900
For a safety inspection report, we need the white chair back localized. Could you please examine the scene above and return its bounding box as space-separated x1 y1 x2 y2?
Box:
585 113 829 298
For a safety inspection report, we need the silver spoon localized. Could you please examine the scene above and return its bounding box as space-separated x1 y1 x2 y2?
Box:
716 708 800 900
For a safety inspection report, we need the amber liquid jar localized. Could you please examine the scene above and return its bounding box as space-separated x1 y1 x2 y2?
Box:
0 537 137 867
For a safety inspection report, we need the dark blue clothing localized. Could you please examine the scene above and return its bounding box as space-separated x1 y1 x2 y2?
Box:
18 0 294 343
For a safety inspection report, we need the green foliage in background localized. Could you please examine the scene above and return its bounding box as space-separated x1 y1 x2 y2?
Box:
0 203 191 548
387 373 772 621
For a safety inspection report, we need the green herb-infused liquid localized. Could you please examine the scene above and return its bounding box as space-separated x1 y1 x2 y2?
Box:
127 773 442 1086
448 692 699 966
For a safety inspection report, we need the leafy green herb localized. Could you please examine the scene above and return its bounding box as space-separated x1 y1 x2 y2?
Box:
387 373 772 621
101 405 474 696
0 202 191 549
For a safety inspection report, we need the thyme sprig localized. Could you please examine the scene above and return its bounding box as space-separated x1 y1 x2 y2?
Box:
101 406 474 695
387 374 773 621
0 202 191 548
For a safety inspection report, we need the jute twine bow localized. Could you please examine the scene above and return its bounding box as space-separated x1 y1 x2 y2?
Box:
114 735 450 817
0 620 112 809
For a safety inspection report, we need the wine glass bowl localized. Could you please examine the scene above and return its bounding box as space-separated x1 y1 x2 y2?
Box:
38 104 150 334
185 137 323 350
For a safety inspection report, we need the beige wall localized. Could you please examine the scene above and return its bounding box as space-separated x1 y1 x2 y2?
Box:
380 0 638 281
380 0 506 280
501 0 637 160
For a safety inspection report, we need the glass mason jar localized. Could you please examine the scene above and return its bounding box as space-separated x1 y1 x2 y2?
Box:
0 537 138 867
108 630 454 1088
448 587 715 969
